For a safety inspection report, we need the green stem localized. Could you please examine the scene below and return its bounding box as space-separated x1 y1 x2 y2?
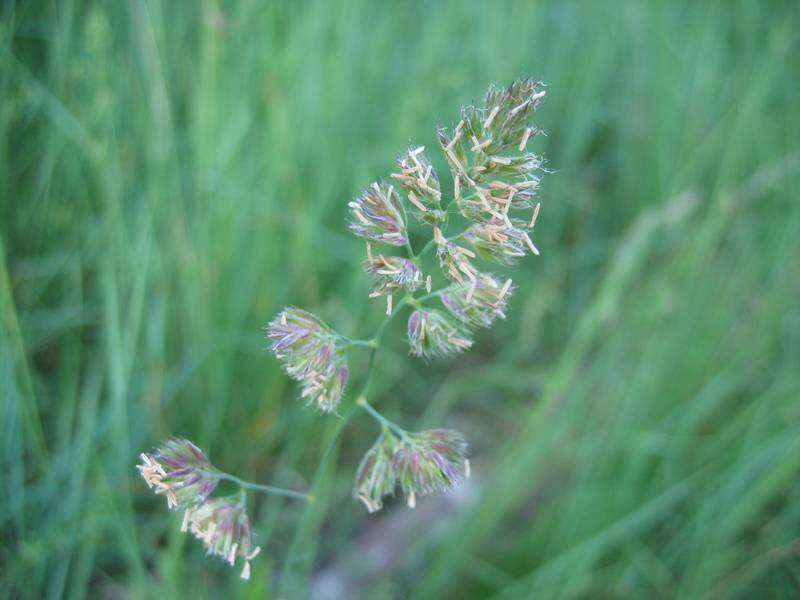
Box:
419 225 464 260
359 343 380 400
447 231 466 244
216 472 312 502
375 293 412 337
415 289 445 304
278 273 416 593
405 239 417 261
356 397 409 439
278 288 419 592
419 238 436 258
344 337 378 349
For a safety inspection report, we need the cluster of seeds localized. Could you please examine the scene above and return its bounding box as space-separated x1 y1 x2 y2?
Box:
182 495 261 581
266 308 349 412
407 308 473 359
137 438 220 510
440 273 513 328
364 243 427 315
348 182 408 246
138 440 260 579
436 79 545 282
392 145 445 226
355 429 470 513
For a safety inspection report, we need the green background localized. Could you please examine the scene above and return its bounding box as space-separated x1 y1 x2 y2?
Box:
2 1 799 598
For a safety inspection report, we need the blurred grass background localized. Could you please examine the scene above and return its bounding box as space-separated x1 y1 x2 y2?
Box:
2 0 800 598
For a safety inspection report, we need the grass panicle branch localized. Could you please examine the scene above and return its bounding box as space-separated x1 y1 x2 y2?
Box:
137 78 549 581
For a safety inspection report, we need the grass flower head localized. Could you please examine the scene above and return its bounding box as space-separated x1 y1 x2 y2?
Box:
135 77 550 584
348 181 408 246
464 217 539 265
407 308 473 359
353 429 470 512
182 494 261 580
393 429 470 507
137 438 219 510
391 146 445 226
364 250 424 315
441 273 514 328
267 307 349 412
353 433 397 513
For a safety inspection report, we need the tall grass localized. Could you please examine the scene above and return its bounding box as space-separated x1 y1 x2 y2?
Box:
2 1 799 598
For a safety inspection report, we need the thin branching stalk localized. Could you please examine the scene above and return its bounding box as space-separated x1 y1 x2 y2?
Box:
215 472 313 502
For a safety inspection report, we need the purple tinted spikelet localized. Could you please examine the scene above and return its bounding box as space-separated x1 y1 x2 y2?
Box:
407 309 472 359
435 79 545 279
438 79 546 192
464 217 539 265
364 253 422 297
441 273 514 328
480 79 546 151
348 181 408 246
353 434 396 513
353 429 470 512
391 146 445 226
267 308 349 412
137 438 220 510
394 429 470 508
457 177 541 224
182 494 261 580
363 250 423 315
433 226 479 287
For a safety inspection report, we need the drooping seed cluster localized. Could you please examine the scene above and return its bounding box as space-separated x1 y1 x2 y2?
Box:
137 438 220 510
182 494 261 581
354 429 470 513
138 439 260 579
353 434 396 513
266 307 349 412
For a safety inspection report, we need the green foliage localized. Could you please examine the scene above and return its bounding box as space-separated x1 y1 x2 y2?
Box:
2 0 799 598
